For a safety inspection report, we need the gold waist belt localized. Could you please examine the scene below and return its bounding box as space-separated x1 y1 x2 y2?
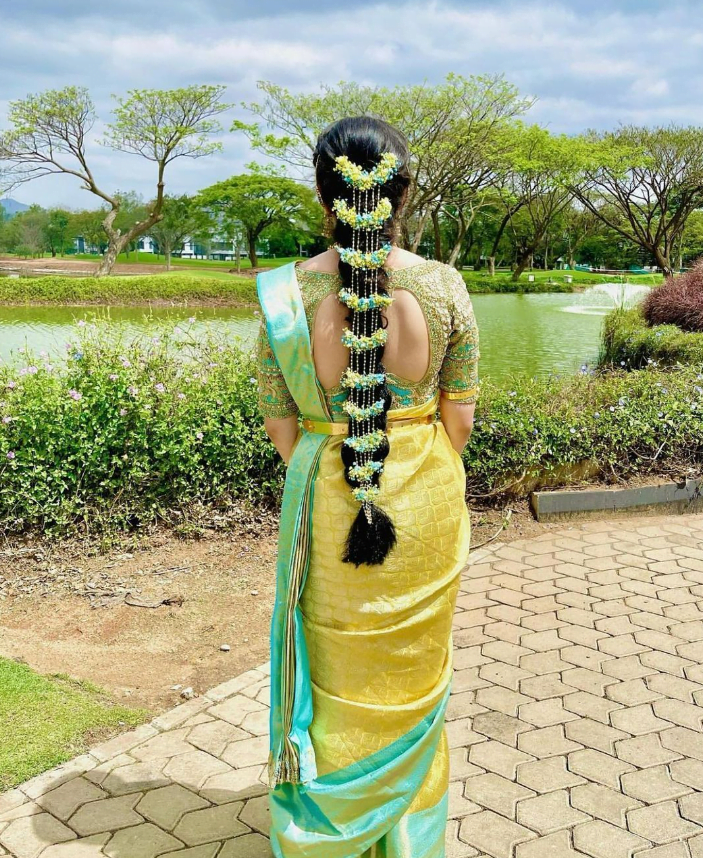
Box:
302 393 440 436
302 412 436 435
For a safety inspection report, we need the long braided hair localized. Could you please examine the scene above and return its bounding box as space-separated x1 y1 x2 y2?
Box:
313 117 412 566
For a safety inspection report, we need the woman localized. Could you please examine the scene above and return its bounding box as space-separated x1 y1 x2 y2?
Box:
256 116 479 858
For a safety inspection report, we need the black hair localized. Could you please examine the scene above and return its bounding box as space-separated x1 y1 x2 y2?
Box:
313 116 412 566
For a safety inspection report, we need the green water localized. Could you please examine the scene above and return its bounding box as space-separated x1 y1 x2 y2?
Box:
0 293 611 382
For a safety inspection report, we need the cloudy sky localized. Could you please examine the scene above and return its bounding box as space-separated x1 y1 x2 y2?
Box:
1 0 702 209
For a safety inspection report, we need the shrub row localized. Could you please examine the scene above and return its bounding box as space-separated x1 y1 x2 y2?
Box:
2 325 703 535
461 272 576 293
0 274 258 305
601 307 703 368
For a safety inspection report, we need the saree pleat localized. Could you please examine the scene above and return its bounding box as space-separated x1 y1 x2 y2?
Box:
258 263 472 858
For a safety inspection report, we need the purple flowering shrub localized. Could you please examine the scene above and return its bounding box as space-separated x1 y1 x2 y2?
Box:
643 260 703 333
463 367 703 496
2 321 703 533
0 322 282 535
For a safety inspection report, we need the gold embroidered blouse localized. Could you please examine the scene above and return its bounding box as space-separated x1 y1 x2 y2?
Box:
256 260 480 419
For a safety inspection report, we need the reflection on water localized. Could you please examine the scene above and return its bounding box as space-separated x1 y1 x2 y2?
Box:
0 293 609 383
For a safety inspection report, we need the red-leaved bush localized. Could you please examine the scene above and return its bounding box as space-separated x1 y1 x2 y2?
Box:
643 259 703 332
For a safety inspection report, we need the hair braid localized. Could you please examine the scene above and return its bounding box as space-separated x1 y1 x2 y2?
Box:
313 117 411 566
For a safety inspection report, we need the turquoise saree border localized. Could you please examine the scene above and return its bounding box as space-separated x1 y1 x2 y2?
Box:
257 263 331 785
270 686 451 858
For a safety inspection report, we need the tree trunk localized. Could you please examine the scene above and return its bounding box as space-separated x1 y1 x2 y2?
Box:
512 248 535 282
96 237 126 276
568 253 575 270
488 256 496 276
653 245 673 277
165 248 172 271
447 221 467 268
410 208 430 254
248 232 258 268
431 208 443 262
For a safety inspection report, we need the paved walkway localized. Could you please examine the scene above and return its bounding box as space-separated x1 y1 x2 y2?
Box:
3 513 703 858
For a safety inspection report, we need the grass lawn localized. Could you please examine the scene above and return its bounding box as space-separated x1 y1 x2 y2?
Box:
69 252 302 270
463 268 663 292
0 657 146 790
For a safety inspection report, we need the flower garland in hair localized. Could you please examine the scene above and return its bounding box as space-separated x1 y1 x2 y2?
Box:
332 152 398 531
334 153 398 190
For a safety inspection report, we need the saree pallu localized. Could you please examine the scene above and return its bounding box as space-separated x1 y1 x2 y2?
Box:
258 263 471 858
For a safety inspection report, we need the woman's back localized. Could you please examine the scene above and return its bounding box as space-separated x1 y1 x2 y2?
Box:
266 249 480 418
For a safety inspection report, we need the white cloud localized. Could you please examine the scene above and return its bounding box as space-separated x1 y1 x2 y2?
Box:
2 0 703 207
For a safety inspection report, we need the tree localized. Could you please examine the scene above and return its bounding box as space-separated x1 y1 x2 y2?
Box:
43 208 73 257
148 194 211 269
0 85 231 275
572 126 703 276
197 173 317 267
233 75 532 252
495 126 579 280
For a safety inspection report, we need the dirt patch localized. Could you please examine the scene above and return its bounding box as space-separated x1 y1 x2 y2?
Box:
0 500 562 716
0 526 278 713
0 256 264 278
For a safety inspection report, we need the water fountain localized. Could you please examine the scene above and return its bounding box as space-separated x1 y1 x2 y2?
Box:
562 281 651 316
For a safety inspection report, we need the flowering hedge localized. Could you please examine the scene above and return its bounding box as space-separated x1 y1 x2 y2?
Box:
0 323 282 535
601 307 703 369
2 323 703 534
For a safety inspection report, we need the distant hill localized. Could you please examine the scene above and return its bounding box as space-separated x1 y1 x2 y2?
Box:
0 198 29 217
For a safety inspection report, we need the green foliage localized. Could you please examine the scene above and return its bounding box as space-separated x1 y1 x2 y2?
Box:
0 325 283 534
2 326 703 534
601 307 703 368
0 274 257 304
0 657 145 789
102 85 232 162
465 368 703 495
573 125 703 273
197 173 319 265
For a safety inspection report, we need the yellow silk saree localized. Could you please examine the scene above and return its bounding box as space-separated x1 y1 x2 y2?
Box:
257 262 473 858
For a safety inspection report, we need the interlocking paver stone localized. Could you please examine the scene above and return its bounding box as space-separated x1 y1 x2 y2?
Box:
69 793 144 836
35 777 106 820
103 822 183 857
172 803 249 845
469 741 533 779
515 790 588 834
40 834 111 857
572 819 650 858
570 783 642 828
609 703 670 735
163 750 231 790
0 814 75 858
564 718 629 755
620 765 692 803
459 810 536 858
670 758 703 790
517 725 582 759
660 726 703 761
462 773 534 819
626 800 702 844
9 514 703 858
135 784 209 831
615 733 682 767
568 749 634 790
515 831 589 858
516 756 586 792
218 834 272 858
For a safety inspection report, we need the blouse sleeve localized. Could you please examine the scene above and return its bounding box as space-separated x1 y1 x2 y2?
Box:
255 318 299 419
438 272 480 404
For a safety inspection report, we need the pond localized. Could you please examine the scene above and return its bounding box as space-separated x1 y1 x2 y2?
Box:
0 292 619 383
